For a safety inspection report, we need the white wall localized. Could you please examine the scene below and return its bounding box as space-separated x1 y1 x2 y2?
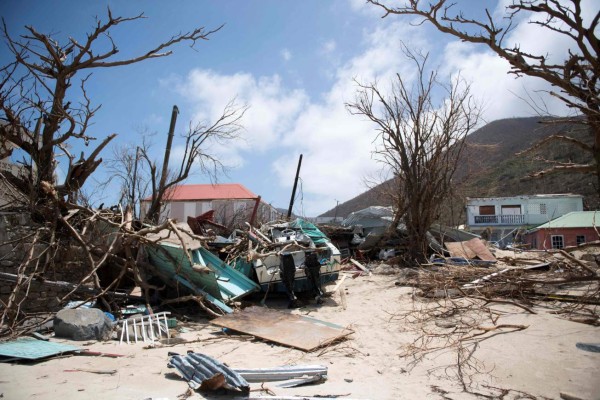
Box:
466 195 583 227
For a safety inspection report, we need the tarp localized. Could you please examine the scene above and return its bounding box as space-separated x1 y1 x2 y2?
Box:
288 218 331 245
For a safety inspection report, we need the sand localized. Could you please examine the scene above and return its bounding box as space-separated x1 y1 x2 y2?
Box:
1 271 599 400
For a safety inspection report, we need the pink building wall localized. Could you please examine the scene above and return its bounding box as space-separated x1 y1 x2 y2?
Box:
525 227 599 250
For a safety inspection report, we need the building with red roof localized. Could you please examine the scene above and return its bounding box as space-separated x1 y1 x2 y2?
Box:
140 183 281 227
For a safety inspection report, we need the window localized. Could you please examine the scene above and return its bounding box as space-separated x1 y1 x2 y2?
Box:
551 235 564 249
576 235 586 245
540 203 547 214
501 205 521 215
479 205 495 215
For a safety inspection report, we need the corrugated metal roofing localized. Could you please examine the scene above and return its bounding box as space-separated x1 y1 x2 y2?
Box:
155 184 257 201
167 351 249 392
534 211 599 229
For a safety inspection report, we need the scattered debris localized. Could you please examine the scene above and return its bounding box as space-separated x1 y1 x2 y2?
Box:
64 368 118 375
76 350 125 358
575 342 600 353
349 259 370 275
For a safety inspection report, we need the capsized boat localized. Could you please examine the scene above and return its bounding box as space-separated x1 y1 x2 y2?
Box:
144 223 260 313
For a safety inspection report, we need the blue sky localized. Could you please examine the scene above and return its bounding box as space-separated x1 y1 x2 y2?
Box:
1 1 596 216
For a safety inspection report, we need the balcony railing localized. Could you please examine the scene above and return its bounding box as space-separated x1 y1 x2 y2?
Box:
473 214 525 225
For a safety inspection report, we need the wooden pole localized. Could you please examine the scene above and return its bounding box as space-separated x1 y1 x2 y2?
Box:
286 154 303 220
250 195 261 227
158 106 179 196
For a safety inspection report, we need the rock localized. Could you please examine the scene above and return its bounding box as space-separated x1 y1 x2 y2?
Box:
54 308 113 341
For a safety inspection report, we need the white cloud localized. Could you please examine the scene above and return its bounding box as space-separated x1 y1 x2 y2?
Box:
281 48 292 61
172 21 422 215
174 69 308 169
321 39 337 54
172 0 594 216
273 22 428 215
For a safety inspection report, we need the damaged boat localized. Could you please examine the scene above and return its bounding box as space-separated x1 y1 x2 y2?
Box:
144 223 260 314
243 218 342 295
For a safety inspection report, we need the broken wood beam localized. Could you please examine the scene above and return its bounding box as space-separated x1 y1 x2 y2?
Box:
349 259 370 275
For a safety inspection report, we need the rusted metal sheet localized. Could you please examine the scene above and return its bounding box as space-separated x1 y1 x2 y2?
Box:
446 238 496 262
210 306 353 351
167 351 249 392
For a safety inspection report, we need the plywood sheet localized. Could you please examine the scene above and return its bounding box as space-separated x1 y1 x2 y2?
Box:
446 238 496 262
211 306 353 351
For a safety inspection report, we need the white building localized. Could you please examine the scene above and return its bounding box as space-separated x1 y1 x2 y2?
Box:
465 194 584 244
140 183 282 227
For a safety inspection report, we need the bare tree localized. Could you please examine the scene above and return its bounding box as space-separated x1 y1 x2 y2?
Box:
141 101 246 224
102 136 153 217
367 0 600 194
0 11 239 336
0 9 222 212
347 51 480 264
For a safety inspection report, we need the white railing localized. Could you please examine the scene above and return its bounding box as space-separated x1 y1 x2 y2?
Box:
473 214 525 225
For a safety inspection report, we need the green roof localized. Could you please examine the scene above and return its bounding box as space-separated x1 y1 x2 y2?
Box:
534 211 600 230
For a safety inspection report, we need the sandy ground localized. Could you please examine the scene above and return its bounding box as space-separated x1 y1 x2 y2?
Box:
1 267 599 400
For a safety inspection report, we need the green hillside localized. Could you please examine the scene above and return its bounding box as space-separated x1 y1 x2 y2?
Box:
319 117 598 219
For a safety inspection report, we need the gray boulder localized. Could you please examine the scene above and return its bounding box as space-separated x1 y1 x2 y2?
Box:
54 308 113 341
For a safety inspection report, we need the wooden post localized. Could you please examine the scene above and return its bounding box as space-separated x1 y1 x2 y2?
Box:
250 195 261 227
287 154 303 220
158 106 179 197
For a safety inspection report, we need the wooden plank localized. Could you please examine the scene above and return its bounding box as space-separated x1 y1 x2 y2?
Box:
211 306 353 352
349 259 368 272
331 274 347 293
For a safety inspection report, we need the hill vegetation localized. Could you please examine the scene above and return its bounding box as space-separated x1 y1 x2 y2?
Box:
319 117 598 219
